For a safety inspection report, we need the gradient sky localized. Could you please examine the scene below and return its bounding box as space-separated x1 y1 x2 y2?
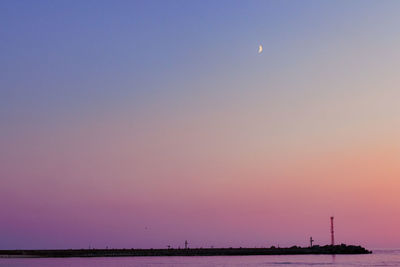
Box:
1 0 400 250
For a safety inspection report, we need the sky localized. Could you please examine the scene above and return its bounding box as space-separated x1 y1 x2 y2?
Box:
1 0 400 249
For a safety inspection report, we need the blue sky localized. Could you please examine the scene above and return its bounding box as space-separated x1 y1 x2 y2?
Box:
1 1 400 249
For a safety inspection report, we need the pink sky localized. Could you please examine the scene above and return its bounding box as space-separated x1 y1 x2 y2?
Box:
1 0 400 250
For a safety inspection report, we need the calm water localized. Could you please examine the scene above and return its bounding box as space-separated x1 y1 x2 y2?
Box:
0 250 399 266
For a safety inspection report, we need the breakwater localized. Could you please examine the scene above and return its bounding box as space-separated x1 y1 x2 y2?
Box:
0 244 371 258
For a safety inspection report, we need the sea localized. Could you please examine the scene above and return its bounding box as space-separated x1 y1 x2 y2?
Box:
0 249 399 266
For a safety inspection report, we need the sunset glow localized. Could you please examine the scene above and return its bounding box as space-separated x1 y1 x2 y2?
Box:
1 0 400 250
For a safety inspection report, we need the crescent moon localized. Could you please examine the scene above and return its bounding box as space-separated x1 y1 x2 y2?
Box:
258 45 263 54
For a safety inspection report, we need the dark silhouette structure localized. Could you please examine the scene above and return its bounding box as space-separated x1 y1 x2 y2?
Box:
0 217 371 258
0 245 371 258
330 216 335 246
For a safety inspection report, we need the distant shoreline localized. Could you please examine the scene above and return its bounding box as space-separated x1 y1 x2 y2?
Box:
0 244 372 258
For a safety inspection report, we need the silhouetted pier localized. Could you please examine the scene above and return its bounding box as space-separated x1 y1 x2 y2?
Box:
0 244 371 258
